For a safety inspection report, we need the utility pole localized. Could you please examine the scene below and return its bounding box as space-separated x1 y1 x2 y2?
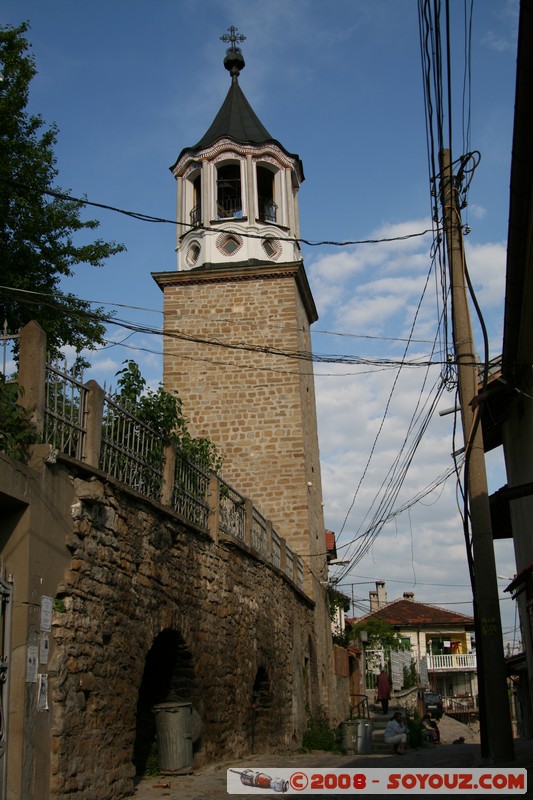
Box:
439 149 514 762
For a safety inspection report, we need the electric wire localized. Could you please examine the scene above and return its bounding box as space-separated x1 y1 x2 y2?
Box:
0 284 469 371
335 254 444 564
445 0 454 165
336 375 447 579
0 281 441 345
461 0 474 177
334 356 449 579
3 7 492 610
0 177 432 249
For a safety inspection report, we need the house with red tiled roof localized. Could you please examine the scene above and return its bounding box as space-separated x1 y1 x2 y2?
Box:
353 582 477 714
325 530 337 562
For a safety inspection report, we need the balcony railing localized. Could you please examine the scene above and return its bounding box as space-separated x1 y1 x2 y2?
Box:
190 204 201 227
216 196 243 219
258 197 277 223
427 653 477 671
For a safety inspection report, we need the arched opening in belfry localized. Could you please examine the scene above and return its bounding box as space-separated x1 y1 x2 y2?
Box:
133 629 195 776
216 162 242 218
251 666 273 752
191 173 202 226
256 164 277 223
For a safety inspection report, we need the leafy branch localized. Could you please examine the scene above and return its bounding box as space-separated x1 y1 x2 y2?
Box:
0 377 38 461
114 360 224 473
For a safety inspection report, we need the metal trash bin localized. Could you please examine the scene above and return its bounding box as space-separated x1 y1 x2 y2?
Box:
340 721 358 754
356 721 373 754
153 702 193 775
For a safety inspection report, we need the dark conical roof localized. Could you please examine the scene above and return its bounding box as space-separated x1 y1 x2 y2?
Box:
170 29 303 178
193 78 273 149
171 81 303 180
171 76 304 178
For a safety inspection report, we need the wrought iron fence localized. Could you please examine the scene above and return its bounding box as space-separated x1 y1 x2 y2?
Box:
45 357 88 461
285 545 294 581
271 529 281 570
251 508 268 557
219 480 245 540
99 392 164 502
364 648 388 691
296 558 304 591
1 322 18 378
171 448 210 530
40 351 305 591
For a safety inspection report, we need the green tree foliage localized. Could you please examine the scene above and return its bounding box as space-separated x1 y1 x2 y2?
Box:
0 23 124 357
350 617 408 651
114 360 224 473
403 660 419 689
301 707 342 753
0 377 38 460
328 586 351 647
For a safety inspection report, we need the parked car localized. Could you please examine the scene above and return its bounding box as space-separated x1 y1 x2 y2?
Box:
418 690 444 719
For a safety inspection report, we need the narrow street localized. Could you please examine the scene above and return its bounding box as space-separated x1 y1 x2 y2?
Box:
132 715 531 800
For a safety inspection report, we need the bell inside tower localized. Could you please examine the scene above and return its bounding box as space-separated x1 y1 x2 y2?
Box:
216 163 242 219
257 165 276 223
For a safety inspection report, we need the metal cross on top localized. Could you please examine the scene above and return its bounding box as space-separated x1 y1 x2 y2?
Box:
220 26 246 52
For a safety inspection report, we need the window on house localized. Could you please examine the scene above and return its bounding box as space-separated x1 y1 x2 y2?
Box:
217 163 242 219
257 165 277 223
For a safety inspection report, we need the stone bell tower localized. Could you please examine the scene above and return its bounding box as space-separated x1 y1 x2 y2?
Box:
152 29 328 601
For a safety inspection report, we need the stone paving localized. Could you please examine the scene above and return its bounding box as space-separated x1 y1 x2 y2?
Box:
131 716 532 800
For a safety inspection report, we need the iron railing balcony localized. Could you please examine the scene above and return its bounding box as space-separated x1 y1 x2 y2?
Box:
426 653 477 671
258 197 277 223
216 196 243 219
190 204 201 227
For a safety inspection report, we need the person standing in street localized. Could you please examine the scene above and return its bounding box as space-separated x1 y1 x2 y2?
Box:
376 667 391 715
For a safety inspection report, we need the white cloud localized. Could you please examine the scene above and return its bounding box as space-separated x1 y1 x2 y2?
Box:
465 241 507 309
481 31 514 52
311 217 515 640
467 204 487 220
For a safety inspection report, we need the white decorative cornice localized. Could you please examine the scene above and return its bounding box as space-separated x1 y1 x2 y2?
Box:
173 138 302 184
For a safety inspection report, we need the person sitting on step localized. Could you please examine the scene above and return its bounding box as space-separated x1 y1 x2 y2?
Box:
421 713 440 743
384 711 408 754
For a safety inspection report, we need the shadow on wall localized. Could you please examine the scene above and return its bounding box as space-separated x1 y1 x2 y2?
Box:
133 629 195 776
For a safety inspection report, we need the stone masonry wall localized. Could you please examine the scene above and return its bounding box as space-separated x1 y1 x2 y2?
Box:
48 468 315 800
161 267 323 567
157 263 342 722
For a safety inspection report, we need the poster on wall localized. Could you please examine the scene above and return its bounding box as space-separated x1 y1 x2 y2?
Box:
40 596 53 632
40 633 50 665
26 645 38 683
37 673 49 712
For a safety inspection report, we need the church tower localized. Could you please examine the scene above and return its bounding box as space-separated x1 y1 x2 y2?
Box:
153 29 328 602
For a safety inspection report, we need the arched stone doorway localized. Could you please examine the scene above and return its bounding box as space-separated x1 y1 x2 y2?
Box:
251 666 273 752
133 629 195 776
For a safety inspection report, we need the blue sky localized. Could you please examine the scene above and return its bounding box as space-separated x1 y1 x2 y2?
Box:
3 0 521 645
